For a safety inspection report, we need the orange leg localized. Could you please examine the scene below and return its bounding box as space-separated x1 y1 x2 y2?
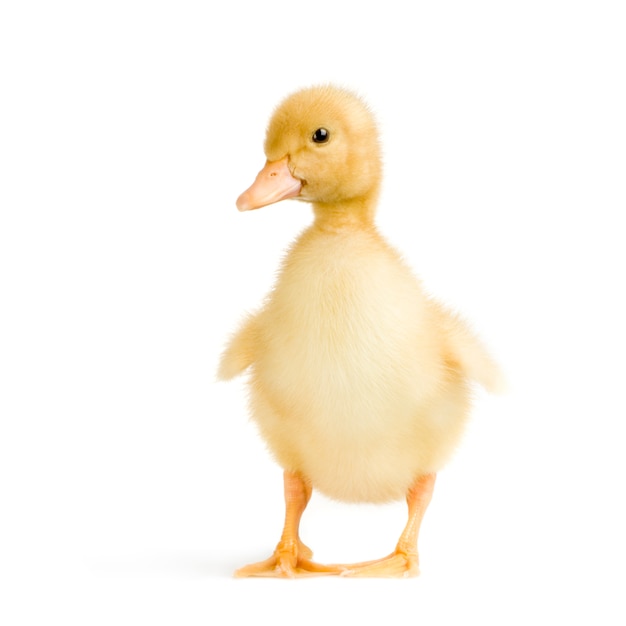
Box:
235 470 344 578
340 473 437 578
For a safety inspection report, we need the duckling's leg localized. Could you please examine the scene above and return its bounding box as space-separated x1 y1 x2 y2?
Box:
341 473 436 578
235 470 344 578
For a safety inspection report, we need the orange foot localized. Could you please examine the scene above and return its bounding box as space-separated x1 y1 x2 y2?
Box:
338 549 420 578
235 540 344 578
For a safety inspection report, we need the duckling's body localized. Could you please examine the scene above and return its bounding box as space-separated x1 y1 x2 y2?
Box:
244 224 469 504
219 85 501 577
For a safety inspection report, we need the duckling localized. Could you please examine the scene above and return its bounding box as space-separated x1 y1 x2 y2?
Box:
218 85 502 578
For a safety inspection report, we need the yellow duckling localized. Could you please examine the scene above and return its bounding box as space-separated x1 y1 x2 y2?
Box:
219 85 502 578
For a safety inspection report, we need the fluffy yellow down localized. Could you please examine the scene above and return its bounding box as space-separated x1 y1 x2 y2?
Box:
219 85 502 503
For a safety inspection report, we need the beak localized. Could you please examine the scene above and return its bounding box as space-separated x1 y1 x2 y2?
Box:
236 156 302 211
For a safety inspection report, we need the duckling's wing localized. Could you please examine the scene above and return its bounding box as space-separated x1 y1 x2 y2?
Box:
217 313 260 380
435 304 505 394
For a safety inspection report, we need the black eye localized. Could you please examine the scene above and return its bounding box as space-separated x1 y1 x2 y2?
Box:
312 128 329 143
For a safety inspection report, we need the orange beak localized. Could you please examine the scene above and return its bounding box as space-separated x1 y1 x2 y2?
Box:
236 156 302 211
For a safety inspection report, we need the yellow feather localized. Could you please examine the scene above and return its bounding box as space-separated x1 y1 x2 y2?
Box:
220 85 502 504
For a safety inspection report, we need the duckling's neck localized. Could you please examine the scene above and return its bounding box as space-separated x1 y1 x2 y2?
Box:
312 196 377 232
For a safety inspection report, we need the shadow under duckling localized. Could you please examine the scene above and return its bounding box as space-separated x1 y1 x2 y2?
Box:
219 85 503 578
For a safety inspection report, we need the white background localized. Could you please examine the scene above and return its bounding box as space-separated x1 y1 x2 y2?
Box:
1 1 625 624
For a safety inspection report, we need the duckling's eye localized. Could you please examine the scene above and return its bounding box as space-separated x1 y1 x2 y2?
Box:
312 128 330 144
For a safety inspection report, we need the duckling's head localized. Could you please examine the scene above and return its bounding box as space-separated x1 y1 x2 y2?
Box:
237 85 382 224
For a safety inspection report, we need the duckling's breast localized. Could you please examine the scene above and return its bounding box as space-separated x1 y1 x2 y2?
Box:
249 227 469 502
